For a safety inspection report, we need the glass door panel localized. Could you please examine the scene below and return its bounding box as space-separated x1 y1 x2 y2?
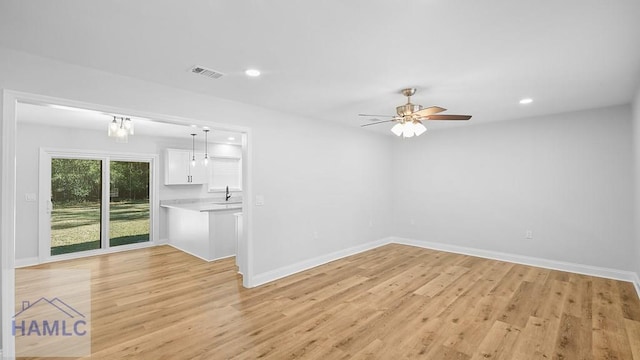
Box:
109 160 150 247
50 158 103 255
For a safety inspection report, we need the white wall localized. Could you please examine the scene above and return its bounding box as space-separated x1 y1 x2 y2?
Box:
1 47 394 277
15 121 243 260
392 105 635 271
633 88 640 279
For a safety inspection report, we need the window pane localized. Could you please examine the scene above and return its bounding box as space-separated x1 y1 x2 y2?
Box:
210 157 241 189
50 158 102 255
109 161 150 247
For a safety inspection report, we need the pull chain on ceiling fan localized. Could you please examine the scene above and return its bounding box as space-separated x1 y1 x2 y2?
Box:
359 88 472 138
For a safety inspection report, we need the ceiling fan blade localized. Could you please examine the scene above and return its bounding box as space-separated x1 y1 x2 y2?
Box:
358 113 395 118
360 120 395 127
413 106 447 117
425 114 472 121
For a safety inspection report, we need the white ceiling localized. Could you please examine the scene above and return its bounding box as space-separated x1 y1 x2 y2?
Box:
17 102 243 145
2 1 640 134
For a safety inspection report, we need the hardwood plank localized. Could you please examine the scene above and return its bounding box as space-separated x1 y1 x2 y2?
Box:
530 278 569 321
553 313 592 360
592 277 634 360
469 320 522 360
618 281 640 321
413 265 469 297
625 318 640 360
421 344 471 360
498 280 541 328
349 339 385 359
564 274 593 320
511 316 560 359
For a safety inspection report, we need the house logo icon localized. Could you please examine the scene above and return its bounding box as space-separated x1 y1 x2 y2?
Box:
13 297 87 337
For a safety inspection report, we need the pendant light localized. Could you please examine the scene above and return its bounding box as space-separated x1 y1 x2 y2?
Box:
190 133 197 167
203 129 210 166
123 117 134 135
108 116 118 136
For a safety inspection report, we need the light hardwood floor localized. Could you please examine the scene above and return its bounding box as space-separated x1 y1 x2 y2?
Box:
16 244 640 359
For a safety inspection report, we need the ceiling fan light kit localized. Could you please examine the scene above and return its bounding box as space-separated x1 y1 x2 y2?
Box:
391 122 404 136
360 88 472 138
391 120 427 138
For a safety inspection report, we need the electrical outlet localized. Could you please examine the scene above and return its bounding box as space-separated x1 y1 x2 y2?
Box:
410 218 415 225
313 231 319 240
525 230 533 239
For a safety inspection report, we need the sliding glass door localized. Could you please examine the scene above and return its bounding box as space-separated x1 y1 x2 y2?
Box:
43 152 154 259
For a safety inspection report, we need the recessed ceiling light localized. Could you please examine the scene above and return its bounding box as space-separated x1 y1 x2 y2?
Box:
245 69 261 77
228 137 235 141
519 98 533 104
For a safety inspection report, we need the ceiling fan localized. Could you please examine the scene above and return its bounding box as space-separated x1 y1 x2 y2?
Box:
359 88 471 138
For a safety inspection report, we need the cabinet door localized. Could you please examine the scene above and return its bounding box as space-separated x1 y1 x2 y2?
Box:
165 149 191 185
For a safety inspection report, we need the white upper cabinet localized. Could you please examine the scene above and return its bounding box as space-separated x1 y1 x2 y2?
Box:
164 149 207 185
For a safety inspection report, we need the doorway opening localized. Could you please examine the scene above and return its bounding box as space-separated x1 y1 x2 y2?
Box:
2 91 254 358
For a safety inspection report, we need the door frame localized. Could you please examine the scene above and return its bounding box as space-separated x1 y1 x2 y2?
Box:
1 89 255 359
39 149 159 263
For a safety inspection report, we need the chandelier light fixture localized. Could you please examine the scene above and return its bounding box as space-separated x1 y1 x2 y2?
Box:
391 119 427 138
202 128 210 166
108 116 134 143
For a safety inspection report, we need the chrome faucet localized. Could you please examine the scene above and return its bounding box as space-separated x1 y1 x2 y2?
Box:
225 186 231 201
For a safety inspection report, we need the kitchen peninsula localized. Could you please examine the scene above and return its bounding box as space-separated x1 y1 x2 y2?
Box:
161 200 242 261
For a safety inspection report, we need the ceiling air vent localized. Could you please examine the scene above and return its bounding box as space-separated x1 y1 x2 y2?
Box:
190 65 224 79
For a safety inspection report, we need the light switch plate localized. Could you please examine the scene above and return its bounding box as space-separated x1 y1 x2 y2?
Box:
255 195 264 206
25 193 37 202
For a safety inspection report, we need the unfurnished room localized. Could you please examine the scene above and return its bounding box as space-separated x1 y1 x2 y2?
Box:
1 1 640 359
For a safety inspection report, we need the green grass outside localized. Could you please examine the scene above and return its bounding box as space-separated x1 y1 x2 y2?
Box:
51 200 150 255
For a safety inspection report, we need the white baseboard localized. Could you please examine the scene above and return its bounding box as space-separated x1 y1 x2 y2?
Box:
167 244 210 262
166 244 235 263
393 237 640 297
248 237 392 288
14 257 38 268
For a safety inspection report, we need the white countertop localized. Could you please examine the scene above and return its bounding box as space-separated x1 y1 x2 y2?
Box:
161 202 242 212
